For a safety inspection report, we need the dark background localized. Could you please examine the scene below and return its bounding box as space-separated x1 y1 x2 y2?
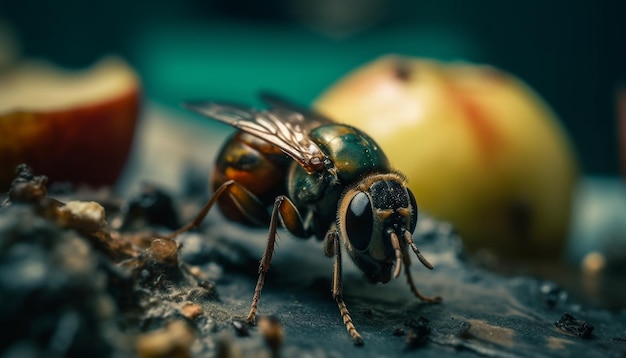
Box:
1 0 624 174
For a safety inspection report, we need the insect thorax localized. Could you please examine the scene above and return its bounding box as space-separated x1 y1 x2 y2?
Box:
287 124 392 239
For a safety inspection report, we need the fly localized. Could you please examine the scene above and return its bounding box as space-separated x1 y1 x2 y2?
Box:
167 92 441 345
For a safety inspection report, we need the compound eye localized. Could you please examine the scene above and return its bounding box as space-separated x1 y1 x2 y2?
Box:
345 192 373 251
407 189 419 232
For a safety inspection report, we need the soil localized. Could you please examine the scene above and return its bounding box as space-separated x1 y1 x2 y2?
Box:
1 166 625 357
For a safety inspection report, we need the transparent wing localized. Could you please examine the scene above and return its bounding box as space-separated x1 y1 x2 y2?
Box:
259 91 334 130
183 100 330 173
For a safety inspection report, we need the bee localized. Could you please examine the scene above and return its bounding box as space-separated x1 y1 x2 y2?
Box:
168 93 441 345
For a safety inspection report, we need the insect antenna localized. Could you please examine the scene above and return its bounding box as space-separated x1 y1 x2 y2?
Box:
403 230 434 270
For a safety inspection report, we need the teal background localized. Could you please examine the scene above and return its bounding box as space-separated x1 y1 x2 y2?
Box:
1 0 624 174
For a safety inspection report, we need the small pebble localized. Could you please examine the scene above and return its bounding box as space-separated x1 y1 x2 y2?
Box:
555 313 594 339
136 320 196 358
182 302 203 320
258 316 284 356
231 319 249 337
151 238 178 266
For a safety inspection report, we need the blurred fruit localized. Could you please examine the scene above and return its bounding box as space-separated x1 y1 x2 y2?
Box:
618 86 626 178
314 55 578 259
0 56 141 190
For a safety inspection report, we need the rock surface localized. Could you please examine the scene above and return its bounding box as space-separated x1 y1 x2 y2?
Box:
1 109 625 357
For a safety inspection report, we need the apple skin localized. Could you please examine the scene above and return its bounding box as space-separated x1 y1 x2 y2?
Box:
0 59 140 190
314 55 578 259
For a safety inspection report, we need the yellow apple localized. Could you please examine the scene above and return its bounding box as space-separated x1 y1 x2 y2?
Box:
314 55 578 259
0 56 141 189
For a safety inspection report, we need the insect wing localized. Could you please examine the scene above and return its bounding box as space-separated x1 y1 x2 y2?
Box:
259 91 334 130
183 101 329 173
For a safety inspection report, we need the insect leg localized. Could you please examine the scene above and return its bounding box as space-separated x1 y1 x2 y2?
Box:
329 230 364 346
166 180 268 239
246 195 309 324
389 231 403 278
323 230 335 257
402 248 442 303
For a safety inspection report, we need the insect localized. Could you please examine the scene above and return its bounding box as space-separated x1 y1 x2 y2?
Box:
168 93 441 345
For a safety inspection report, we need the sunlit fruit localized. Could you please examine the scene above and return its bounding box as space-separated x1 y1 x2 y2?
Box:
0 56 141 189
314 55 578 259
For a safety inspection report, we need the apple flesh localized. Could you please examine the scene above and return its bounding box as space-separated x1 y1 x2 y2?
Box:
314 55 578 259
0 57 141 189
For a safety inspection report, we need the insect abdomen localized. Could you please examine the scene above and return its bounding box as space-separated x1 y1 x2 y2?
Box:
212 131 291 226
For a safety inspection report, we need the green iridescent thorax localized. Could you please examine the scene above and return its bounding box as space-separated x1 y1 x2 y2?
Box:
287 124 390 239
311 124 390 183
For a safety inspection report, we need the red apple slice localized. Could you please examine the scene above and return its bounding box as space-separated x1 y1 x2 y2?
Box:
0 56 141 189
